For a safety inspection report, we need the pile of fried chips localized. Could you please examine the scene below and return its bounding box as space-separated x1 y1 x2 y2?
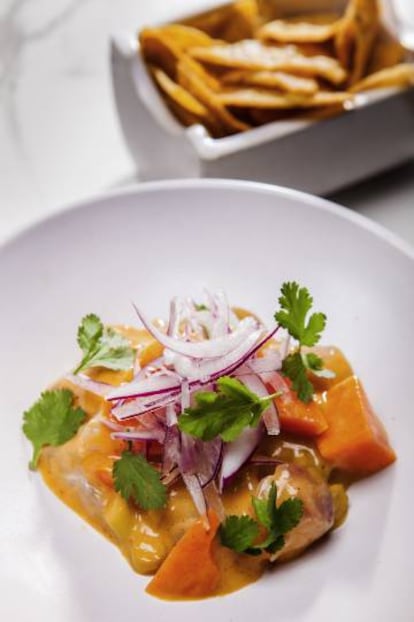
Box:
139 0 414 138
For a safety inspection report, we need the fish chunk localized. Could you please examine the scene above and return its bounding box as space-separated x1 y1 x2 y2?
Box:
255 463 334 561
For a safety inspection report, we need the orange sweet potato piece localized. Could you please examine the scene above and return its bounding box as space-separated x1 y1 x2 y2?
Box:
316 375 396 474
265 373 328 437
146 510 220 600
306 345 353 392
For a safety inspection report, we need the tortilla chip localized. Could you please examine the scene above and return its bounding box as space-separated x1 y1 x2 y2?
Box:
190 40 347 84
159 24 216 50
368 26 406 73
217 87 352 109
221 69 318 95
350 63 414 92
177 57 250 135
258 19 340 44
151 66 209 119
289 13 341 25
220 0 259 42
335 0 380 85
182 1 257 41
139 28 183 78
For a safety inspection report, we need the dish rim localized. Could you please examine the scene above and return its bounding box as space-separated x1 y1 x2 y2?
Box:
2 178 414 262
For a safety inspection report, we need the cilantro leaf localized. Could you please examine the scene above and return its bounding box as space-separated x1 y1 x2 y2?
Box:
282 352 315 403
275 282 326 347
220 483 304 557
77 313 103 352
74 314 135 374
251 480 277 531
304 352 324 371
22 389 86 470
113 451 167 511
274 282 330 402
276 497 304 534
219 515 259 553
177 376 276 442
304 352 336 379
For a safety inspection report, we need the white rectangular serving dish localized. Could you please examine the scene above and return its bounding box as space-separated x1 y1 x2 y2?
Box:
110 1 414 195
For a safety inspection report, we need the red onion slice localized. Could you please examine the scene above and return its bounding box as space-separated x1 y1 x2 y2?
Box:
133 302 258 359
247 352 282 374
219 424 264 491
241 373 280 436
170 327 264 381
196 438 223 488
162 424 181 475
181 472 207 517
108 375 178 401
111 391 179 420
65 373 112 396
111 428 165 443
107 326 278 404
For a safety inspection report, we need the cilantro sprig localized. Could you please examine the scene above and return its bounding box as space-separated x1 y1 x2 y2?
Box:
177 376 280 442
275 282 333 402
22 389 86 469
220 482 303 556
74 314 135 374
113 451 167 511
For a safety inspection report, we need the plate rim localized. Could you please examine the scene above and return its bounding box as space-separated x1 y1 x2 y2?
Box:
2 178 414 263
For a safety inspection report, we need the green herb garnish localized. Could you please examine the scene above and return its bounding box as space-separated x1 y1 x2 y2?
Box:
113 451 167 510
178 376 279 442
220 482 303 556
22 389 86 469
74 314 135 374
275 282 332 402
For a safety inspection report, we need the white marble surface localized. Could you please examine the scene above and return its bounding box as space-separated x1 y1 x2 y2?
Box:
1 0 413 247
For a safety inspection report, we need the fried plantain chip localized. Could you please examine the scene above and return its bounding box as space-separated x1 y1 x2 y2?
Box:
221 69 318 95
350 63 414 92
258 19 341 44
177 56 250 135
190 40 347 84
217 87 352 109
335 0 380 85
151 66 209 119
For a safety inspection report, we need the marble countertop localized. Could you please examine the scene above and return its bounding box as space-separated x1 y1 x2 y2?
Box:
1 0 413 247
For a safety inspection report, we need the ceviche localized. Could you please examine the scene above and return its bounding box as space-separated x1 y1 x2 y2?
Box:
23 282 396 600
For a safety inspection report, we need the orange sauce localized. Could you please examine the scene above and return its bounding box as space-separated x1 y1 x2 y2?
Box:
38 326 347 599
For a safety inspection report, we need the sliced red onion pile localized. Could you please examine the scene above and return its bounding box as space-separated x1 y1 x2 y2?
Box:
79 290 291 516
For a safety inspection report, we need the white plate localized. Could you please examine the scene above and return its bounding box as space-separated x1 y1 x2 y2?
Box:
1 179 413 621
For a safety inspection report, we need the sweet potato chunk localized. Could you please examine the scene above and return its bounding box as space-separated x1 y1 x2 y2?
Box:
265 373 328 436
146 510 220 600
316 376 396 474
306 345 353 392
